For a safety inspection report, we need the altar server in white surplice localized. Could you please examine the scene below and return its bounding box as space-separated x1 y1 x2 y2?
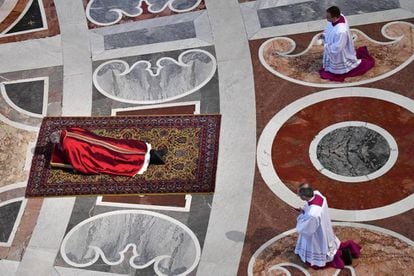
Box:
294 183 340 268
321 6 361 74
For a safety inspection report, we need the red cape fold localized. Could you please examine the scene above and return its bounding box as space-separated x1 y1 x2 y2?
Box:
51 127 148 177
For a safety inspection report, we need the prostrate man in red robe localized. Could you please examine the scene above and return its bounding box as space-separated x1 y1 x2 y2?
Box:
49 127 165 177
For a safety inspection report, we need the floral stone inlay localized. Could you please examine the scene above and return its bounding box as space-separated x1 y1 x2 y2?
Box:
0 121 37 187
260 21 414 87
251 226 414 275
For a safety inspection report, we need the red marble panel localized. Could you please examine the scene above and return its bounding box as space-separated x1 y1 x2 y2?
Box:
272 97 414 210
0 187 26 202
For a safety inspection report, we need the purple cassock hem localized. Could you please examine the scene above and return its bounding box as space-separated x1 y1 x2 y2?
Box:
330 240 362 269
319 46 375 82
306 240 361 270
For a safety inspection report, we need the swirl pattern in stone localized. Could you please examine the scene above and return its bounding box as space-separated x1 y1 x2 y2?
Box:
259 21 414 87
93 49 216 104
86 0 202 26
60 210 201 275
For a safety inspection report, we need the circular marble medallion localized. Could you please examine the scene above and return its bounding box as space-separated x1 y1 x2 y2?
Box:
257 88 414 221
309 121 398 182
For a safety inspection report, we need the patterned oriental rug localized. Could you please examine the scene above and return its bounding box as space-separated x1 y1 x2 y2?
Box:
25 115 221 197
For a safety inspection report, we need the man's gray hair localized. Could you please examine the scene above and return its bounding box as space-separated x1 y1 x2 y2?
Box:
49 131 61 144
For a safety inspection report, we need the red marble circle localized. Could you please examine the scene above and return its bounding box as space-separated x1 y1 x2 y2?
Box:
272 97 414 210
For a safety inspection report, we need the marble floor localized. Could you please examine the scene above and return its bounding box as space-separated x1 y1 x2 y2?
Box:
1 0 414 275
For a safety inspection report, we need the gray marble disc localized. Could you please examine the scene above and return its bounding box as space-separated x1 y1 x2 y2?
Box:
316 126 391 177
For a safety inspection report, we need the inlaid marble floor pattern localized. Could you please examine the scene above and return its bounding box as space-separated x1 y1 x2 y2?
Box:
0 0 413 275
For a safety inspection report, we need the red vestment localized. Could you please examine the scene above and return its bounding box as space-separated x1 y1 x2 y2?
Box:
51 127 150 177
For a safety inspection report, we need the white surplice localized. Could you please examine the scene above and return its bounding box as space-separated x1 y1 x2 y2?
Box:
294 191 340 267
323 15 361 74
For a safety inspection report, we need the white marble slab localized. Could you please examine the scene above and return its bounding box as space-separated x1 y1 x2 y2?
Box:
59 24 92 76
16 198 75 275
197 1 256 275
0 259 19 275
53 266 127 276
400 0 414 12
240 3 261 40
50 0 87 24
348 8 414 26
62 74 92 115
54 0 92 115
16 247 63 276
0 36 63 74
23 198 76 249
194 11 214 44
253 0 311 9
92 38 211 61
15 0 91 274
205 2 250 62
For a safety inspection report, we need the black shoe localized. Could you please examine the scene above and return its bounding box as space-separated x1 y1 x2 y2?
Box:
342 247 353 266
149 149 166 165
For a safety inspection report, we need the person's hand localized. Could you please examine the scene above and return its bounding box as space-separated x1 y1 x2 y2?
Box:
316 33 325 45
291 207 303 213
